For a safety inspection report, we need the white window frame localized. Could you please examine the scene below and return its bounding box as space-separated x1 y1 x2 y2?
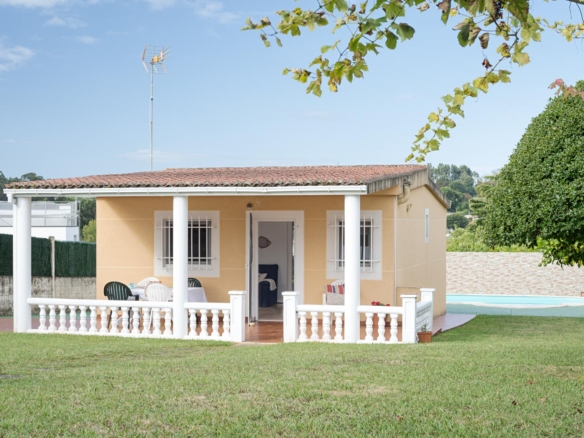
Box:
326 210 382 281
425 208 429 244
154 210 220 278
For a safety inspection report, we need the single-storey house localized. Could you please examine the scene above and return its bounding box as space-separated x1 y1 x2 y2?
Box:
6 164 449 343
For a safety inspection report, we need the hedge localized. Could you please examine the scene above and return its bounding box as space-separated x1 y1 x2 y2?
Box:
0 234 95 277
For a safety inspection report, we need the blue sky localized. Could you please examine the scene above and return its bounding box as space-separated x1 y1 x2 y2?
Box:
0 0 582 180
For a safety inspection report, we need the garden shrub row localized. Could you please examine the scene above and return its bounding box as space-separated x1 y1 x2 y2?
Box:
0 234 95 277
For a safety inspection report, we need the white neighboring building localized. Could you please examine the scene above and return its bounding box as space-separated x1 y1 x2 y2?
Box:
0 200 80 241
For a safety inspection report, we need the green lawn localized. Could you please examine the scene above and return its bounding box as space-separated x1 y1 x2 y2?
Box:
1 316 584 437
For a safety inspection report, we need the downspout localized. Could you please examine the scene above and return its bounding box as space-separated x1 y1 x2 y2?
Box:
394 179 411 305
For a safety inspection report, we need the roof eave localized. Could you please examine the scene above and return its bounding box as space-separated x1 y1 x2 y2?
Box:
4 185 368 198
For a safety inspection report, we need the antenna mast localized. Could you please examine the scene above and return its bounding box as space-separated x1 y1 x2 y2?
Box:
142 45 170 171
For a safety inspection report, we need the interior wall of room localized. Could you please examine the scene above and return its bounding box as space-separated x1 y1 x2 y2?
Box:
258 221 293 302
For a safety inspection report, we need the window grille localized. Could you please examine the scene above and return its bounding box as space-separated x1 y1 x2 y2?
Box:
154 211 220 276
161 218 214 270
330 213 380 273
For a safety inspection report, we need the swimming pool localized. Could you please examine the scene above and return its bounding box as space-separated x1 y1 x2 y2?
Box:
446 294 584 317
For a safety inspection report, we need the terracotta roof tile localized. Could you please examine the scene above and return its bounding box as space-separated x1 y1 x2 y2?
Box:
6 165 426 190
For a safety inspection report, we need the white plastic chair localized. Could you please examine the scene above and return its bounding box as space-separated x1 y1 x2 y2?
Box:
323 279 345 305
145 283 172 302
137 277 160 288
144 283 173 332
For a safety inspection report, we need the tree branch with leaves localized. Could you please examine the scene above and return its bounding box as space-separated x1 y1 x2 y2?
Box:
244 0 582 162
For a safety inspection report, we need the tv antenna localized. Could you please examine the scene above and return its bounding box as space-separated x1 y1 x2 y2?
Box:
142 45 170 171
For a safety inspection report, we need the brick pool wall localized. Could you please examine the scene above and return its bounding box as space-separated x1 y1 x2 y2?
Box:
447 252 584 297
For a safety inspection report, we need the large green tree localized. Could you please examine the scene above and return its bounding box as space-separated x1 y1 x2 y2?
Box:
484 81 584 266
245 0 583 161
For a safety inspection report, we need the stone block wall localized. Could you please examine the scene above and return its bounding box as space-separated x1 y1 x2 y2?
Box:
447 252 584 296
0 276 96 316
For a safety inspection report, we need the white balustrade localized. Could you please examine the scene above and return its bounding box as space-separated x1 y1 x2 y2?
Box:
282 289 435 344
294 304 346 343
27 297 245 341
183 302 236 341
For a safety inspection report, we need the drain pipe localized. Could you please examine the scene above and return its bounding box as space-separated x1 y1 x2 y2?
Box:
394 179 411 306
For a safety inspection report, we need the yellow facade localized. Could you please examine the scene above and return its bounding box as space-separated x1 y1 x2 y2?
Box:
96 186 446 316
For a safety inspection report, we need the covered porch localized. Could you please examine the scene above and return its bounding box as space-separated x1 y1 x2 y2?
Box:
6 165 449 344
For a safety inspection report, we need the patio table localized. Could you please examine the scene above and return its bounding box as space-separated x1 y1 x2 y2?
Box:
129 286 208 303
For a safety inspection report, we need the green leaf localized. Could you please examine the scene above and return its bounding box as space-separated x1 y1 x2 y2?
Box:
385 31 398 49
333 0 349 12
507 0 529 23
428 112 440 122
437 0 451 24
512 51 530 66
276 37 282 47
394 23 415 41
282 68 291 75
457 22 470 47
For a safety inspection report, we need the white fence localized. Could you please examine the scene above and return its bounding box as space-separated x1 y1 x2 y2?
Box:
283 288 434 344
27 291 246 342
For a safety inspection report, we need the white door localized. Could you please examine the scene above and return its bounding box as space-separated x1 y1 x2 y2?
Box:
246 211 304 322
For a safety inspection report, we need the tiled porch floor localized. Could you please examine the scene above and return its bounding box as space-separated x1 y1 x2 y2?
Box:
0 314 475 343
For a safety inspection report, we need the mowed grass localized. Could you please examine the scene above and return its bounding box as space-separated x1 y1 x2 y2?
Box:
1 317 584 437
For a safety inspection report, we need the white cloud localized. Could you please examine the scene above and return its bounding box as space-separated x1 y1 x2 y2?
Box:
0 0 70 7
192 0 239 24
76 35 98 44
144 0 175 10
0 43 34 73
45 16 85 28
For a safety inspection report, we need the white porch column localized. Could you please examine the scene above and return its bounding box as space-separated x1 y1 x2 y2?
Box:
229 291 246 342
401 294 418 344
344 194 361 343
172 196 188 338
14 197 31 333
282 291 298 343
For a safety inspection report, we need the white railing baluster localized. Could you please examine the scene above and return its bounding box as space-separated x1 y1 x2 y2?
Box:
38 305 47 331
68 305 77 332
163 308 172 336
89 306 98 333
211 309 220 339
298 312 307 341
48 305 56 332
365 313 374 342
188 309 197 338
152 308 161 335
121 307 130 334
142 308 151 335
334 312 343 341
310 312 319 341
222 310 230 339
28 298 241 342
79 305 87 332
200 311 209 338
322 312 331 341
109 306 118 334
99 306 108 333
131 307 140 334
59 305 67 332
389 314 398 343
377 313 386 342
